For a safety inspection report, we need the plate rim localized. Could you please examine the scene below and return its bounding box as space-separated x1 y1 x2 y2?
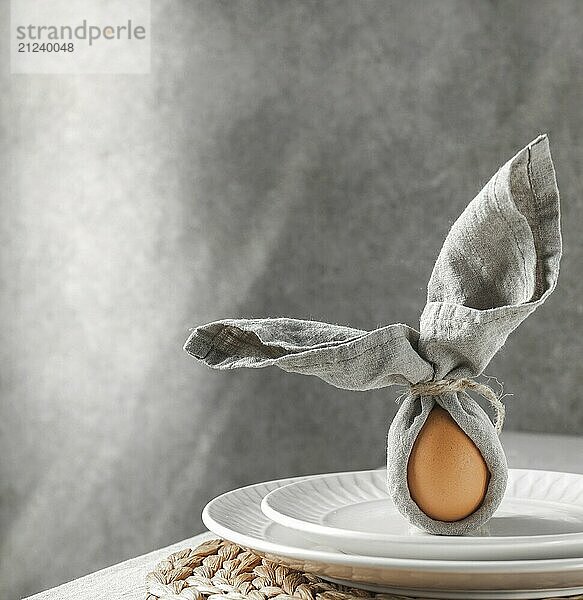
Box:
260 467 583 546
202 469 583 573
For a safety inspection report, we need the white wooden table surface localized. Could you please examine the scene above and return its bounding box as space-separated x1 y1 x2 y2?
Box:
25 431 583 600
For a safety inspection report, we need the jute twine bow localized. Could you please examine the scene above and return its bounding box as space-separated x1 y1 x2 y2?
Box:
408 378 506 434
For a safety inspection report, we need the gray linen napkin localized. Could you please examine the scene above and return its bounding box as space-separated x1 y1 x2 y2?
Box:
184 135 561 534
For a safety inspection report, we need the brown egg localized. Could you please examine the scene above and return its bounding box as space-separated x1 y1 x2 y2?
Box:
407 406 490 522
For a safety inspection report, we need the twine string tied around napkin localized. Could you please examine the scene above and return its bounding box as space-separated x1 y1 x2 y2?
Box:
407 378 506 434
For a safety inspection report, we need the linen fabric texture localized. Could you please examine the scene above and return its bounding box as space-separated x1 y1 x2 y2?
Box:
184 135 562 534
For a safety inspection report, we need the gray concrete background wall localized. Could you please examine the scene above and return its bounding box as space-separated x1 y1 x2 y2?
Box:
1 1 583 597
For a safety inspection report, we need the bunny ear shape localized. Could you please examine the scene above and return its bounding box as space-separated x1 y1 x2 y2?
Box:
184 318 433 390
419 135 562 379
184 136 561 392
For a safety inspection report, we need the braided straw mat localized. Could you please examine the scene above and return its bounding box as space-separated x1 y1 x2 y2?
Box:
146 538 583 600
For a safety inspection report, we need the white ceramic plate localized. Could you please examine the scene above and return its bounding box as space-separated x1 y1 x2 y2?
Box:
261 468 583 560
202 471 583 599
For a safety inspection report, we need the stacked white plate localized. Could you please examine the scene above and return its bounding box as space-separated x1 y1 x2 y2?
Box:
203 469 583 599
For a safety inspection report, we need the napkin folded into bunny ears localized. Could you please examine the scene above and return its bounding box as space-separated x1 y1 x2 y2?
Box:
184 135 561 534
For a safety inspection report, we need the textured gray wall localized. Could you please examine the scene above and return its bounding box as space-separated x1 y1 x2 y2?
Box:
2 1 583 598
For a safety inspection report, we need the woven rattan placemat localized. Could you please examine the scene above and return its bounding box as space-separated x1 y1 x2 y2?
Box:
145 538 583 600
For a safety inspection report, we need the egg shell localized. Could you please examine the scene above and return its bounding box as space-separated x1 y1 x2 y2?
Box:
407 405 490 522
